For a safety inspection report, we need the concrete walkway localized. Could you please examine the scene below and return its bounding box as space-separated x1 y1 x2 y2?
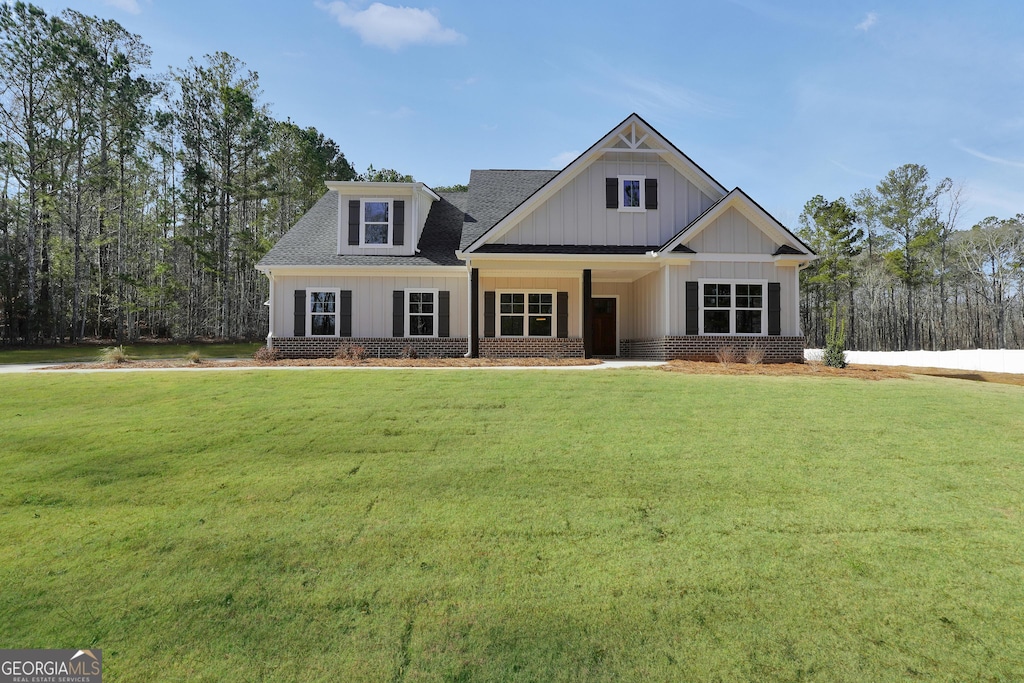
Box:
0 359 666 374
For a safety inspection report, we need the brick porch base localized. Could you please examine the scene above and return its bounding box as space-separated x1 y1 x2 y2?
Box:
623 336 805 363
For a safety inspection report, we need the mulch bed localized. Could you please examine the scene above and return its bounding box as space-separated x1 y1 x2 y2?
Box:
45 357 603 370
660 360 908 380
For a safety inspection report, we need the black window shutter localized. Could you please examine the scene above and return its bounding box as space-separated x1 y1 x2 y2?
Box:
348 200 360 245
393 200 405 246
605 178 618 209
293 289 306 337
484 291 495 337
645 178 658 209
339 290 352 337
685 281 699 335
556 292 569 338
438 291 450 337
393 290 405 337
768 282 781 335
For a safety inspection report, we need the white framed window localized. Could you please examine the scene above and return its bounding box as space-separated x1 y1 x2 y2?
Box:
698 279 767 335
307 288 341 337
406 288 438 337
498 291 555 337
618 175 645 212
361 199 393 247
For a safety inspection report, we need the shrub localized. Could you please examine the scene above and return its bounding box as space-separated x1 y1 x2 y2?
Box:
744 344 767 365
399 345 418 359
101 345 129 364
185 350 202 364
253 346 281 363
714 346 739 366
823 305 848 369
334 345 367 361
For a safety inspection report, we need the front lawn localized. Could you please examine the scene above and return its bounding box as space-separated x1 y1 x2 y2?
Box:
0 369 1021 681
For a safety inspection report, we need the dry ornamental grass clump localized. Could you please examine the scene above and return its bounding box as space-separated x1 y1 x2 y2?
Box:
100 345 129 364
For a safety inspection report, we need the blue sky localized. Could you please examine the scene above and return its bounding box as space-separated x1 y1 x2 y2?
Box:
33 0 1024 229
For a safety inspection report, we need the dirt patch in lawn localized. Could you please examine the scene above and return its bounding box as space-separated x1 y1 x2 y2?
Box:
45 357 603 370
660 360 909 381
661 360 1024 386
856 365 1024 388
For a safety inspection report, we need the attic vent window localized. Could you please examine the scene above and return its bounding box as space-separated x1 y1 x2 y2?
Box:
623 180 640 207
610 175 651 211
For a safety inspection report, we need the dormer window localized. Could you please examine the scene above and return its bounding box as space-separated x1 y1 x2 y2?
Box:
346 198 405 248
361 199 392 246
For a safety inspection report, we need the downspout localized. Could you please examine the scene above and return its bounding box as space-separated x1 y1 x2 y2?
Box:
662 263 671 337
266 270 275 348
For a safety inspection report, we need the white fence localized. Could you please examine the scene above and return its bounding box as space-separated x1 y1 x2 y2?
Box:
805 349 1024 375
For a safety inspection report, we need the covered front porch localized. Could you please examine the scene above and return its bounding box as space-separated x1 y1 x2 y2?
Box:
465 255 805 362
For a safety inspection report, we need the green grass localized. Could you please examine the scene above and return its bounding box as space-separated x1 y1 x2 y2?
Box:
1 369 1022 681
0 342 262 364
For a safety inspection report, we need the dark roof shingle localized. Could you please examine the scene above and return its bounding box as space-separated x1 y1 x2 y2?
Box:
459 170 559 250
257 191 467 267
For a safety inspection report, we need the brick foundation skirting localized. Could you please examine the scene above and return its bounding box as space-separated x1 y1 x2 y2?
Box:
625 336 805 363
478 337 585 359
272 337 468 358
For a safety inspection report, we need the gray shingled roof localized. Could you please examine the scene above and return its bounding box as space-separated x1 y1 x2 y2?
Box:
459 169 559 250
257 190 467 267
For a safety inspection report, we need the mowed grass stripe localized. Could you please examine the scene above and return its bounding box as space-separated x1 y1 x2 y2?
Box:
0 369 1021 681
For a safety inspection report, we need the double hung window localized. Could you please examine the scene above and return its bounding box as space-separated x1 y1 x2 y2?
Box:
361 199 392 246
700 281 766 335
308 289 340 336
499 292 554 337
406 290 437 336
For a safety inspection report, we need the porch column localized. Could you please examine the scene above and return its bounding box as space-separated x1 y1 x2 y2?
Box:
470 267 479 358
582 269 593 359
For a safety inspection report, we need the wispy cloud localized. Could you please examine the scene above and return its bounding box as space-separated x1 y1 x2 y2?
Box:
104 0 140 14
964 181 1024 217
829 159 879 180
579 55 732 119
953 140 1024 169
549 151 580 168
855 11 878 31
316 2 465 50
451 76 479 91
369 105 414 120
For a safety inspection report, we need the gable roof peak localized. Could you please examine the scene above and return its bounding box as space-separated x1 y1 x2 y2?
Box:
462 114 728 253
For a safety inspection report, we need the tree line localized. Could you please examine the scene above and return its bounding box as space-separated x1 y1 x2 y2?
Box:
2 4 1021 350
0 2 372 344
799 163 1024 350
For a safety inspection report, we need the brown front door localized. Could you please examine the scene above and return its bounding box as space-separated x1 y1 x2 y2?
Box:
592 297 617 356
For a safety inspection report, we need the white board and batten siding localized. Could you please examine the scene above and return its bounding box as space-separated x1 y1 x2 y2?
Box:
685 207 777 254
631 269 666 339
494 156 716 247
273 274 467 338
668 263 800 336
